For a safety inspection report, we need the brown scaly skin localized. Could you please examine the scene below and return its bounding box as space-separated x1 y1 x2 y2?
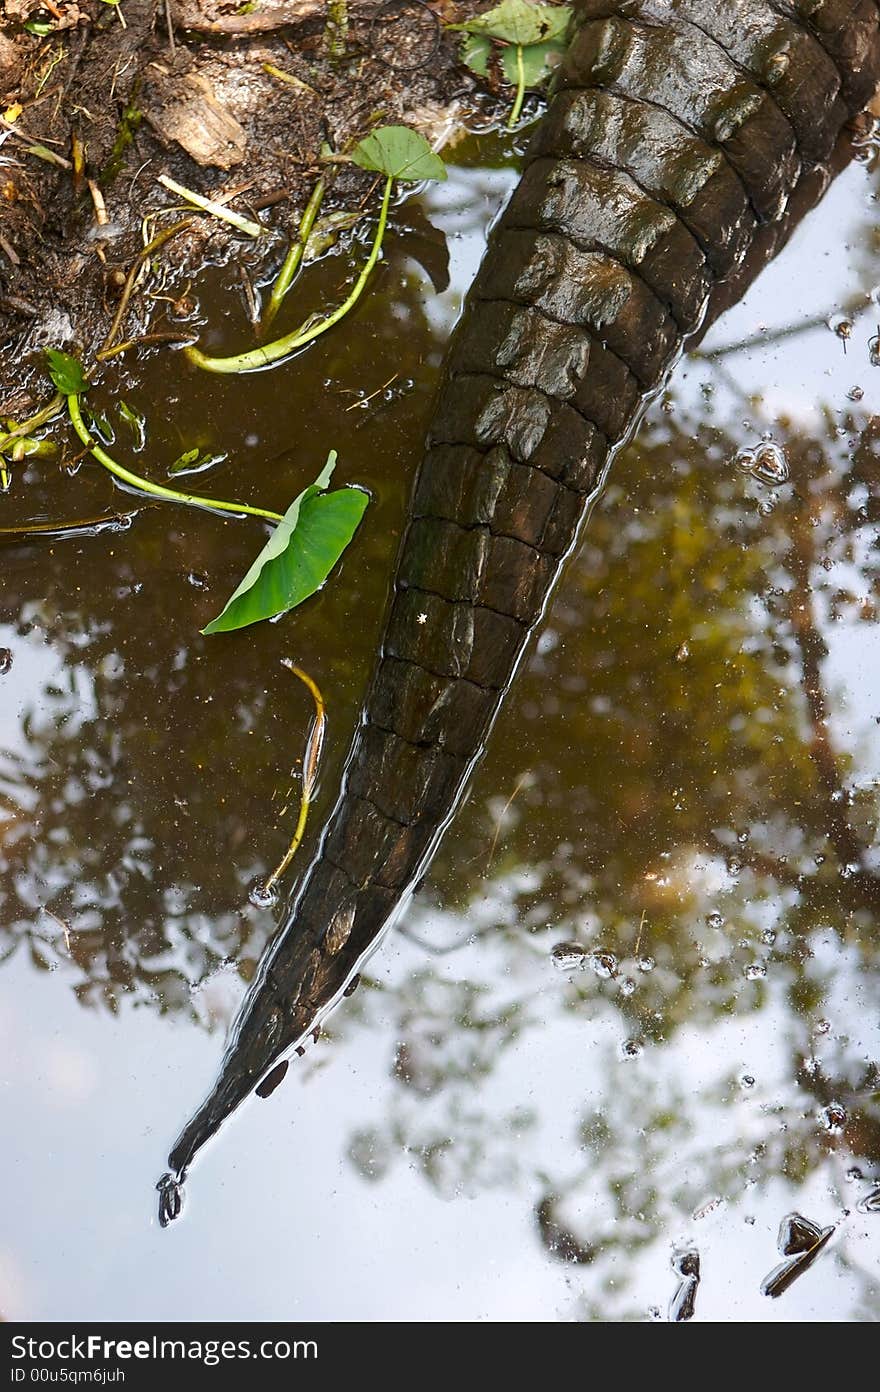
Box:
157 0 880 1224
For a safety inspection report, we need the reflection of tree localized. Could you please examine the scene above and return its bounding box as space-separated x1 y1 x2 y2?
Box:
0 213 450 1025
337 400 880 1315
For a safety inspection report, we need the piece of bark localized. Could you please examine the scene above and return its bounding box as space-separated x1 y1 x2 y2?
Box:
170 0 325 34
143 70 247 169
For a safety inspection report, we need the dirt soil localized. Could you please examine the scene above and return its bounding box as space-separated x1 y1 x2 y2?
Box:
0 0 494 411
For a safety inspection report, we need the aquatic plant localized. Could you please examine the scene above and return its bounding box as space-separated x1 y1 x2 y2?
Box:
38 350 368 635
184 126 446 375
449 0 572 127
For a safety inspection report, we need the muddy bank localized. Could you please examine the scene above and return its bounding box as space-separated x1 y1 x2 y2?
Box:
0 0 493 409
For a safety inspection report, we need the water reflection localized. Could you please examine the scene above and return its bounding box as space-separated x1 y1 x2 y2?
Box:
0 143 879 1319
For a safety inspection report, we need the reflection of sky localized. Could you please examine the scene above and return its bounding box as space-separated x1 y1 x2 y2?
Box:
2 151 880 1322
696 164 880 797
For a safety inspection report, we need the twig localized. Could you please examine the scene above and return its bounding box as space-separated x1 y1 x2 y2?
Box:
87 178 109 226
262 63 318 96
485 770 530 874
101 217 192 351
96 330 197 361
344 372 397 411
157 174 265 238
0 511 139 542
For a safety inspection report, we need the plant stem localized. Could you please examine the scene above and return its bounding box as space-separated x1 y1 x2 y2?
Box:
186 175 393 375
508 44 526 128
66 394 284 523
263 178 326 330
0 393 63 453
264 662 326 892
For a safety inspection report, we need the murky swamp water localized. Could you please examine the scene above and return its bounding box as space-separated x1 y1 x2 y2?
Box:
2 129 880 1321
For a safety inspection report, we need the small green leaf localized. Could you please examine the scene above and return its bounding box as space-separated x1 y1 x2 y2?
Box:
500 35 566 86
461 32 492 77
203 451 369 634
117 400 146 451
449 0 571 47
169 448 227 476
24 20 55 34
45 349 90 396
352 125 446 184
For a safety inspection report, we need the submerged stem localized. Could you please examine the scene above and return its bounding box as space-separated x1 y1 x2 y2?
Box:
263 178 326 330
66 394 284 524
264 662 326 892
186 174 393 375
0 393 63 454
508 44 526 128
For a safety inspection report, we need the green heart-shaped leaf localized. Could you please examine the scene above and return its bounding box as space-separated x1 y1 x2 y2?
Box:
352 125 447 183
500 34 566 86
449 0 571 47
203 451 369 634
461 32 492 77
45 349 90 396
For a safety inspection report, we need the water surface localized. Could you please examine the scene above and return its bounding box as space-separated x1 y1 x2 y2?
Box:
1 132 879 1322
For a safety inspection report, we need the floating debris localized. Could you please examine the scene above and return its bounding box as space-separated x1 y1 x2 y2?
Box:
819 1103 848 1136
856 1185 880 1214
761 1212 835 1298
551 941 588 971
669 1248 700 1322
590 950 617 979
248 877 279 909
735 440 789 485
827 313 853 348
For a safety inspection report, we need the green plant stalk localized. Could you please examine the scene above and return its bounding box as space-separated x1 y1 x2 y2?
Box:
264 663 325 892
508 44 526 127
263 178 326 330
66 394 284 523
186 174 393 375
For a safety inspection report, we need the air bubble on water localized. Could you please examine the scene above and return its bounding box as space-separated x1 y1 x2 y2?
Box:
248 877 278 909
857 1185 880 1213
761 929 776 946
869 333 880 367
848 386 864 401
591 950 618 979
637 955 655 973
745 963 767 981
814 1018 831 1036
706 911 724 929
819 1103 847 1135
759 496 777 516
727 856 742 876
619 976 636 997
619 1038 643 1060
845 1166 863 1183
186 571 209 591
0 648 12 676
551 942 588 971
740 1074 756 1089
